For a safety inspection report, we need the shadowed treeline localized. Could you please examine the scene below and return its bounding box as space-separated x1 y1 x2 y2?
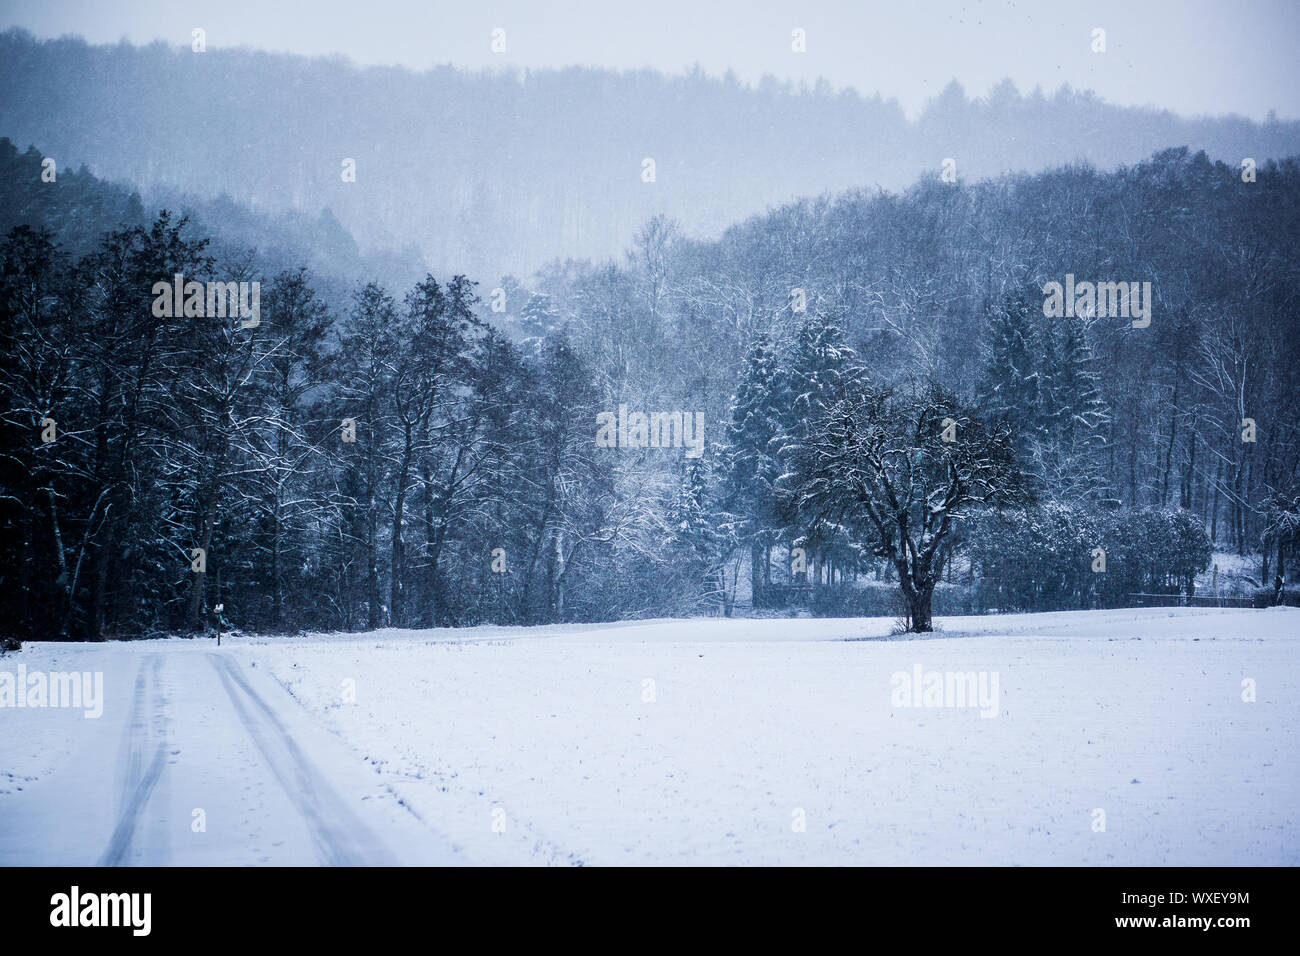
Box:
1 140 1297 638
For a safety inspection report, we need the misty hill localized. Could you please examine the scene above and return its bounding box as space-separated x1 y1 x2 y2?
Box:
0 138 426 294
2 28 1298 281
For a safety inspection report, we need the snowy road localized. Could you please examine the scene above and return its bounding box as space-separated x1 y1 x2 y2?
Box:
2 607 1297 866
0 644 462 866
98 654 168 866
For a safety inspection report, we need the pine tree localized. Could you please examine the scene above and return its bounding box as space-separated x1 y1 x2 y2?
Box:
722 333 785 606
977 290 1041 438
666 456 724 612
781 309 859 437
1038 318 1110 498
517 291 559 340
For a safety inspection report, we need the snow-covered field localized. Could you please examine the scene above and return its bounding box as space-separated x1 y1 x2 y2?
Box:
2 607 1296 866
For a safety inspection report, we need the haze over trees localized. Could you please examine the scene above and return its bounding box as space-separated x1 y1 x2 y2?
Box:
3 28 1299 280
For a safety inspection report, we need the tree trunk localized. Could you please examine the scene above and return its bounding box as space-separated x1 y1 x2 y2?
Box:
271 402 288 631
90 510 116 640
188 498 216 631
271 502 283 630
908 584 934 632
1231 452 1244 554
1181 432 1195 510
1210 457 1222 544
390 483 407 627
896 552 936 633
366 481 381 631
422 467 438 626
390 425 414 627
45 487 69 637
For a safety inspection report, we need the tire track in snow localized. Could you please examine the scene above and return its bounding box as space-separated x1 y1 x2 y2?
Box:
99 655 168 866
209 653 393 866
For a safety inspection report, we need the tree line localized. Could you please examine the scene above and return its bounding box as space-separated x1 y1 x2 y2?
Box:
517 148 1300 615
2 146 1298 638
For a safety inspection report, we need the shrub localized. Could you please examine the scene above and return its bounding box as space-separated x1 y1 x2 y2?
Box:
1250 586 1300 608
810 582 901 617
971 504 1212 612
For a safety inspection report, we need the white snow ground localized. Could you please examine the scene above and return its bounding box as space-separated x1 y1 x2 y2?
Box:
1 607 1296 866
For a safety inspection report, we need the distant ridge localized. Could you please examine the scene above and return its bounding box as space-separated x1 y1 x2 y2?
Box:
2 28 1297 281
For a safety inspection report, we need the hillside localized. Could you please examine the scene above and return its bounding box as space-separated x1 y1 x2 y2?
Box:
3 28 1298 280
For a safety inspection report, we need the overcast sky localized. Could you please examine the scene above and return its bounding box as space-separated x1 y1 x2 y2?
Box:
2 0 1297 120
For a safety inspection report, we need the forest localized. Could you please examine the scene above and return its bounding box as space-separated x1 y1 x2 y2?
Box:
2 139 1298 639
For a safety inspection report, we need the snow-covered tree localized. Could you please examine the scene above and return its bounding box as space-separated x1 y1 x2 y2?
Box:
721 333 784 606
786 378 1025 631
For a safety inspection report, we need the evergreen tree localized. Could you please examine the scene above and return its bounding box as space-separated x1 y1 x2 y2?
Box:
722 333 784 606
977 290 1041 439
781 309 859 437
518 291 559 340
666 456 724 613
1038 319 1110 498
